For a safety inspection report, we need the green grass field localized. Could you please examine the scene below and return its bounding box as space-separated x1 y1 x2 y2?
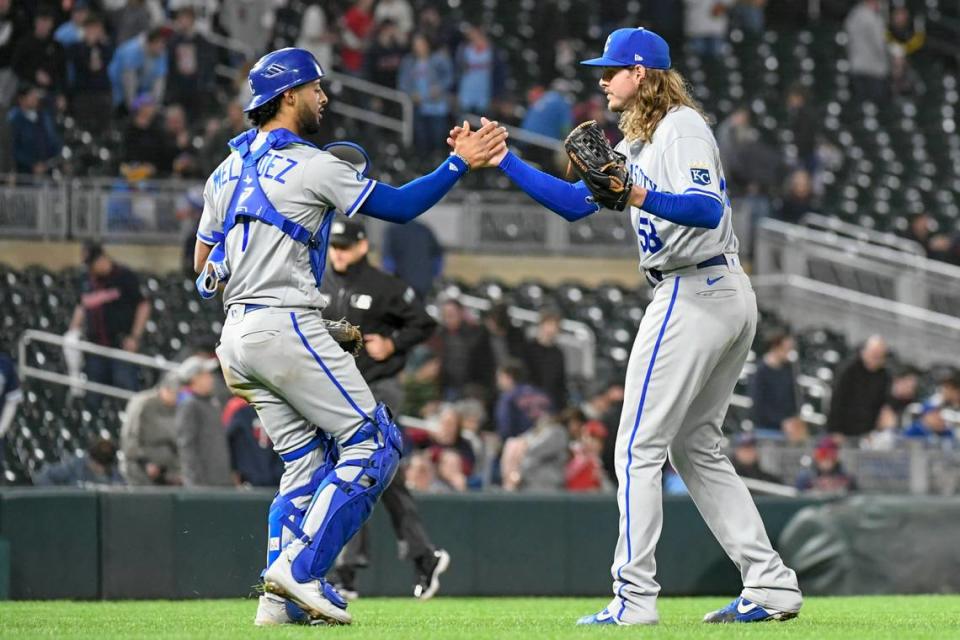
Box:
1 596 958 639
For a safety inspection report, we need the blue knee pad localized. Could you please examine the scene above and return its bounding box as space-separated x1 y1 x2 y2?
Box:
290 404 403 583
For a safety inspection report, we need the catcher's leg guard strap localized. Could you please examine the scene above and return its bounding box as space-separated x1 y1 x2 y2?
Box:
290 404 403 582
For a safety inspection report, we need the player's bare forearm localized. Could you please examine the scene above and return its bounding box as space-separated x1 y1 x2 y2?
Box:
193 239 213 275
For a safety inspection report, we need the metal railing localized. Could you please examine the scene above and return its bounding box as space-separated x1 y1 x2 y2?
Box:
325 71 414 147
753 273 960 368
756 218 960 316
18 329 177 401
800 212 925 255
0 179 69 240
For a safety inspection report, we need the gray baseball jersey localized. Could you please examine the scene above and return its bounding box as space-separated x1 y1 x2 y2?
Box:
614 106 738 271
602 107 802 623
197 132 376 308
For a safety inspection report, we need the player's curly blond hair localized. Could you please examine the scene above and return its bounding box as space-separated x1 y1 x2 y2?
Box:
619 68 709 143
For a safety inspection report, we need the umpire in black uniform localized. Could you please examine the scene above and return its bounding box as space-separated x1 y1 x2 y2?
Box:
321 219 450 600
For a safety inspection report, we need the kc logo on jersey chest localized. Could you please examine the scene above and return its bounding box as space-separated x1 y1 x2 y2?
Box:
690 167 712 185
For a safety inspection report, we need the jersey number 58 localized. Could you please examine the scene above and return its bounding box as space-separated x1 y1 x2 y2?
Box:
637 216 664 254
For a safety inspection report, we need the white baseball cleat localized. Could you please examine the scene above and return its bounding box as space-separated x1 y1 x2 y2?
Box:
253 594 307 626
263 547 353 626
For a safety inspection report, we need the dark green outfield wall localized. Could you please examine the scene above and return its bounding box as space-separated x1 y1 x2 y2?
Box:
0 489 819 600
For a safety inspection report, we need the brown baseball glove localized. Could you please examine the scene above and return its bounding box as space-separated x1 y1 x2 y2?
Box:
564 120 633 211
323 318 363 357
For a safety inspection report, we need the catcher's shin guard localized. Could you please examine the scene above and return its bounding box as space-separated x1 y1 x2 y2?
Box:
290 404 403 583
265 434 340 570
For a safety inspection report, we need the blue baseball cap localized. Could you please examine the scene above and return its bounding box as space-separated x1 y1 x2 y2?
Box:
580 28 671 69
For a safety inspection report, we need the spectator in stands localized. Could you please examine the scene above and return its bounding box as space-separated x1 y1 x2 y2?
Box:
500 414 568 491
166 7 215 121
364 19 407 89
715 105 778 227
494 360 552 440
684 0 733 57
430 402 477 470
6 85 62 175
888 5 924 97
398 33 454 154
456 23 498 114
483 302 528 373
382 220 444 299
66 15 115 135
111 0 162 47
524 309 567 412
903 371 960 445
904 212 956 263
406 451 444 492
374 0 413 44
434 448 468 492
222 396 283 487
827 335 890 438
749 330 800 436
339 0 375 76
176 355 233 487
0 349 21 438
435 297 495 401
776 168 817 225
161 103 194 172
295 2 335 72
730 0 766 36
0 0 30 109
844 0 890 104
122 94 171 174
416 6 457 54
54 2 90 47
108 26 169 113
796 436 857 494
566 419 612 492
199 101 246 172
730 433 781 484
876 366 920 432
784 83 818 173
167 0 218 36
782 416 811 445
219 0 273 58
11 9 65 95
120 370 181 485
69 242 150 400
521 81 573 142
34 438 124 487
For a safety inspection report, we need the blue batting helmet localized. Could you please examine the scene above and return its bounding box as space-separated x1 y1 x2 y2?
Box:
244 48 325 112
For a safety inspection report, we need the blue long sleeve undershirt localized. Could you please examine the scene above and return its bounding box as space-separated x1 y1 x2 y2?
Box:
497 150 723 229
498 151 599 221
359 155 469 222
641 189 724 229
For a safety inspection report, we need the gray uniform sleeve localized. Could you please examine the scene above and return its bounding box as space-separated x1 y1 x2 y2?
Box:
197 171 224 245
302 152 377 217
